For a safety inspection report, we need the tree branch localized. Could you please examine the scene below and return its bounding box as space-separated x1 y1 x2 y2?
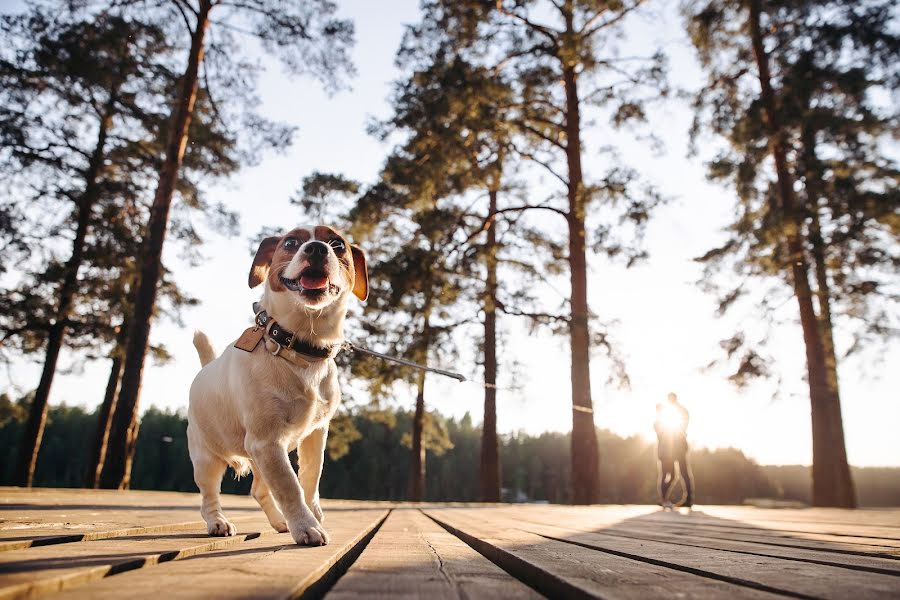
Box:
510 144 569 187
496 1 559 44
494 203 569 219
582 1 645 38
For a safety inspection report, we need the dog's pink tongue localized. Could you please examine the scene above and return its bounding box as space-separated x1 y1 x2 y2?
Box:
300 274 328 289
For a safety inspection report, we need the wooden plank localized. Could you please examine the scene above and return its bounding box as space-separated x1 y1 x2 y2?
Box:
326 509 541 599
48 509 388 600
490 506 900 549
646 516 900 542
486 504 900 540
605 522 900 558
617 509 900 541
0 488 260 551
702 506 900 528
0 517 257 553
423 509 783 600
0 520 273 600
490 506 900 557
0 488 391 551
562 524 900 575
461 510 900 600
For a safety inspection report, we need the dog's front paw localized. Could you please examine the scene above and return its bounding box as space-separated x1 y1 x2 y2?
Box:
207 517 236 537
290 520 330 546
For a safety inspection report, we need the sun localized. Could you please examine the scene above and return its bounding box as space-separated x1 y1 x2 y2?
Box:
656 402 686 433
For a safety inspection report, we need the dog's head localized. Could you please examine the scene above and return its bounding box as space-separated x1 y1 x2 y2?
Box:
248 226 368 313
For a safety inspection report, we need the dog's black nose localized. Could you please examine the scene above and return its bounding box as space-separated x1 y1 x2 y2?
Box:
303 241 329 257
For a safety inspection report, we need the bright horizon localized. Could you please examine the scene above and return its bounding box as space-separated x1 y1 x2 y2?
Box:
4 0 898 468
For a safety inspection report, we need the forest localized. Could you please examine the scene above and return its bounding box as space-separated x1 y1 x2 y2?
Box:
0 0 897 509
1 399 898 506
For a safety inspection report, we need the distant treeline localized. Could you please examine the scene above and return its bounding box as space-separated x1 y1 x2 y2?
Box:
1 399 897 506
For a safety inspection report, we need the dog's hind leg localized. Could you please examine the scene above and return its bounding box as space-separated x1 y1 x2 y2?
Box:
297 426 327 524
188 427 236 536
250 464 288 533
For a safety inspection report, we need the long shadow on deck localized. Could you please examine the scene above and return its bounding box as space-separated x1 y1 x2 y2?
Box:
423 505 900 600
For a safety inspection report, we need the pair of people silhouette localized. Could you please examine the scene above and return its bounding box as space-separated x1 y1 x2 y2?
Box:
654 392 694 509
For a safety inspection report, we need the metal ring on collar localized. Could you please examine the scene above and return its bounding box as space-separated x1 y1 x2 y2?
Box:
254 308 267 328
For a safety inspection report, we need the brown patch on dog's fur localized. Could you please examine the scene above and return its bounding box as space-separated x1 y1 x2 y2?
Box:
249 236 280 288
350 246 368 301
249 226 366 301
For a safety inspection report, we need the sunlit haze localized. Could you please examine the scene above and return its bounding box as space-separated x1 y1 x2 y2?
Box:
6 0 898 468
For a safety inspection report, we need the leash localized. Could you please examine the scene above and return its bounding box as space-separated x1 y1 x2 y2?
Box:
341 340 511 392
342 341 592 411
247 304 584 401
341 340 468 383
343 340 590 412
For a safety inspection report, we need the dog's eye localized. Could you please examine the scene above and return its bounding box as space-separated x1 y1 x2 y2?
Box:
328 239 346 254
283 238 299 250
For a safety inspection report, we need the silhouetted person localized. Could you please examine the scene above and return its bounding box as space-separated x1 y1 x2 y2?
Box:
655 392 694 508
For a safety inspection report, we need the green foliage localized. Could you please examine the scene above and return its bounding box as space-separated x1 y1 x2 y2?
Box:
325 412 362 461
0 6 248 373
686 0 899 380
400 411 454 457
0 392 26 428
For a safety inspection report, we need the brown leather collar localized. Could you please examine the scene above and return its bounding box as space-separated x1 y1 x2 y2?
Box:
253 302 339 360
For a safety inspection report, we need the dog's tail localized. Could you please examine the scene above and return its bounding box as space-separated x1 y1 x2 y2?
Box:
193 330 217 367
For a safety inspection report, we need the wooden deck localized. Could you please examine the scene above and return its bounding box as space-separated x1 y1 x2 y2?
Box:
1 488 899 599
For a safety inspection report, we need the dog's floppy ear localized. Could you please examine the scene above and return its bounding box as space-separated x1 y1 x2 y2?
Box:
350 245 368 301
248 236 280 288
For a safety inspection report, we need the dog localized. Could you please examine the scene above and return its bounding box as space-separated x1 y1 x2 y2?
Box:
187 225 367 546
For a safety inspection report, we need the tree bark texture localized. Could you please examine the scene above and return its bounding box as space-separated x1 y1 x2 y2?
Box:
100 1 211 489
479 188 501 502
563 58 600 505
799 127 856 507
85 319 129 488
409 368 427 502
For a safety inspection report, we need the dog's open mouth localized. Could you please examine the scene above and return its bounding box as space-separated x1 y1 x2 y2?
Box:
280 268 338 295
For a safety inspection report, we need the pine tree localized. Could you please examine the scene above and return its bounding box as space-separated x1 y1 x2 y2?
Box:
0 6 247 486
99 0 355 488
0 10 179 486
375 40 517 501
417 0 666 504
685 0 898 507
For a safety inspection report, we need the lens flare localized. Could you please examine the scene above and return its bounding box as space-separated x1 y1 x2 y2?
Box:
658 403 685 432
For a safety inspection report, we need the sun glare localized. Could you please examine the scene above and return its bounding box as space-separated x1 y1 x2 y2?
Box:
657 403 686 433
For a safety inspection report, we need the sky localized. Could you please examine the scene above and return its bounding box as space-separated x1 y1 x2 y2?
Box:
5 0 899 467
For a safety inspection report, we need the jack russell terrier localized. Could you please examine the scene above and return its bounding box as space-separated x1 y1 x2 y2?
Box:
188 225 367 546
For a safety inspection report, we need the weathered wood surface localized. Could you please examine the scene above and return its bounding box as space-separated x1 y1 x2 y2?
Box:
2 488 899 599
327 509 541 599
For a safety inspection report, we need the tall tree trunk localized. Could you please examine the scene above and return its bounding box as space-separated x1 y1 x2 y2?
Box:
100 1 211 489
748 0 855 508
409 368 427 502
13 97 116 487
800 128 856 507
479 188 501 502
563 57 600 505
84 319 129 488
